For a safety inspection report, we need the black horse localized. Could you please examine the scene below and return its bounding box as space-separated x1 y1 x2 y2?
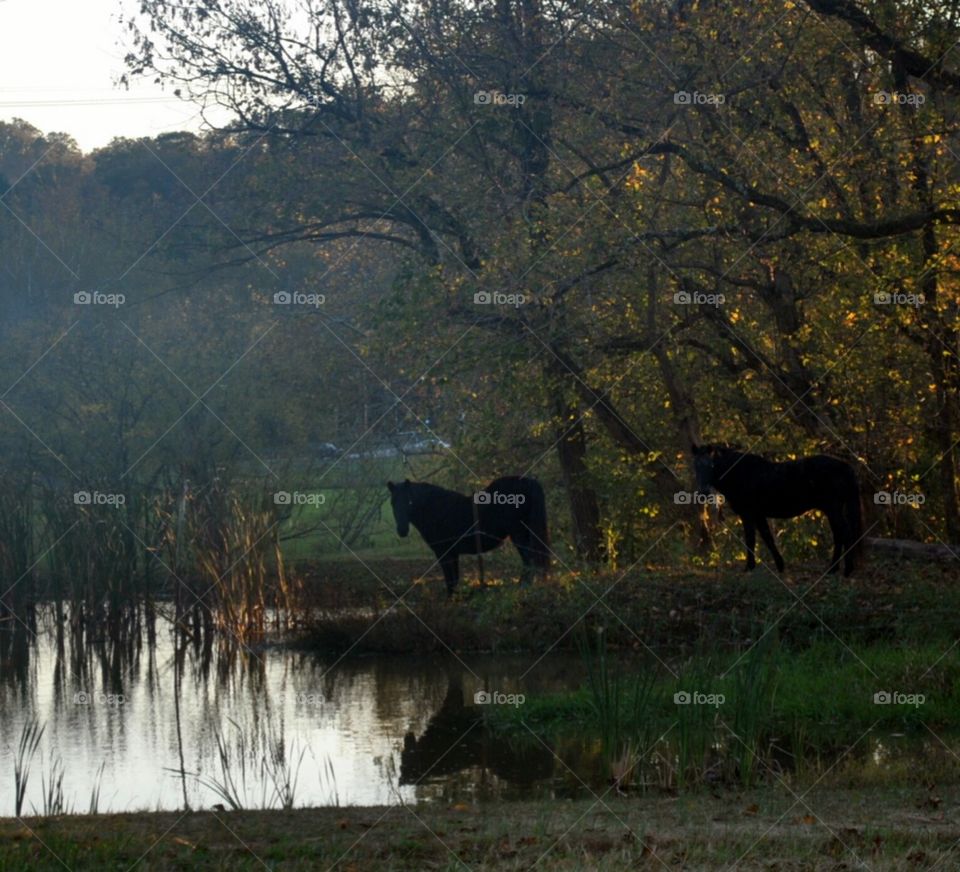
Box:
692 444 863 576
387 476 549 595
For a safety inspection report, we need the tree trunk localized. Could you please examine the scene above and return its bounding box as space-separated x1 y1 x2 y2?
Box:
553 398 606 563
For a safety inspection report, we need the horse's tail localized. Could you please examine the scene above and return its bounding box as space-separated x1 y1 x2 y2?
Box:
524 479 551 573
844 471 865 571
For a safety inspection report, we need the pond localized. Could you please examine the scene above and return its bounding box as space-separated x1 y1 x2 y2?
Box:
0 610 588 815
2 609 958 816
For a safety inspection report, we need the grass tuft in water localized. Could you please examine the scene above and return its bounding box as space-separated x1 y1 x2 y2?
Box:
14 719 44 817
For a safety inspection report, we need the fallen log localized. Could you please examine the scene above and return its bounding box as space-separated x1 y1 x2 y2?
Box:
866 537 959 561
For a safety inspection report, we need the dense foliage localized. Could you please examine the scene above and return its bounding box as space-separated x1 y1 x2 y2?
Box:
1 1 958 595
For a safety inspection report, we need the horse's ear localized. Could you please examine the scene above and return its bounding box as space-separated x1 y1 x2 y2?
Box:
387 481 395 491
404 478 411 484
691 444 704 455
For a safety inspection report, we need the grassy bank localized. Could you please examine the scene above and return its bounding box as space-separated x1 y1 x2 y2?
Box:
482 636 960 792
491 639 960 740
3 787 959 870
295 556 960 657
293 557 960 795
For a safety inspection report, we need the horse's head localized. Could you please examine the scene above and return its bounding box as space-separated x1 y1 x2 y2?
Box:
692 444 725 493
387 479 414 537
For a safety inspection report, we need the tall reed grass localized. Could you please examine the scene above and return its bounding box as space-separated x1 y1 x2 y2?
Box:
13 719 44 816
576 628 781 791
192 717 312 810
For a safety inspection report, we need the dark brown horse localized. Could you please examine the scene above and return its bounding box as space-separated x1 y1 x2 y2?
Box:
693 445 863 576
387 476 549 595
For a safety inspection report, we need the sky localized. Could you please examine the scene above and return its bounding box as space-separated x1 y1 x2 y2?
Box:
0 0 214 152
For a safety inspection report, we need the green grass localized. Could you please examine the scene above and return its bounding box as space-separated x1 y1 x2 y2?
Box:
495 640 958 737
279 492 425 561
481 636 960 791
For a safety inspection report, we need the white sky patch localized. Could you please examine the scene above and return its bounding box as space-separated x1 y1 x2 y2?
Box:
0 0 218 151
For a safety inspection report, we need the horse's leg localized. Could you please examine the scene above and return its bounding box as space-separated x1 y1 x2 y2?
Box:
842 518 856 577
513 541 535 588
509 529 535 588
825 509 846 575
440 556 460 597
756 517 785 572
742 517 757 571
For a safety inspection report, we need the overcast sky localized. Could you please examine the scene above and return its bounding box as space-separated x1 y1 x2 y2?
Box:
0 0 212 152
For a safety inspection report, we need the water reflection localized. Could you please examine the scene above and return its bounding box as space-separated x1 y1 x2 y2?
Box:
4 613 959 815
400 675 555 800
0 610 584 814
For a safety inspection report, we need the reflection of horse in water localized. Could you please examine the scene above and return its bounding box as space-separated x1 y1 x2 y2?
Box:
400 677 553 788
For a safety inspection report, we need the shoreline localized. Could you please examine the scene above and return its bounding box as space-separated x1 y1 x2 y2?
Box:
3 786 959 869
